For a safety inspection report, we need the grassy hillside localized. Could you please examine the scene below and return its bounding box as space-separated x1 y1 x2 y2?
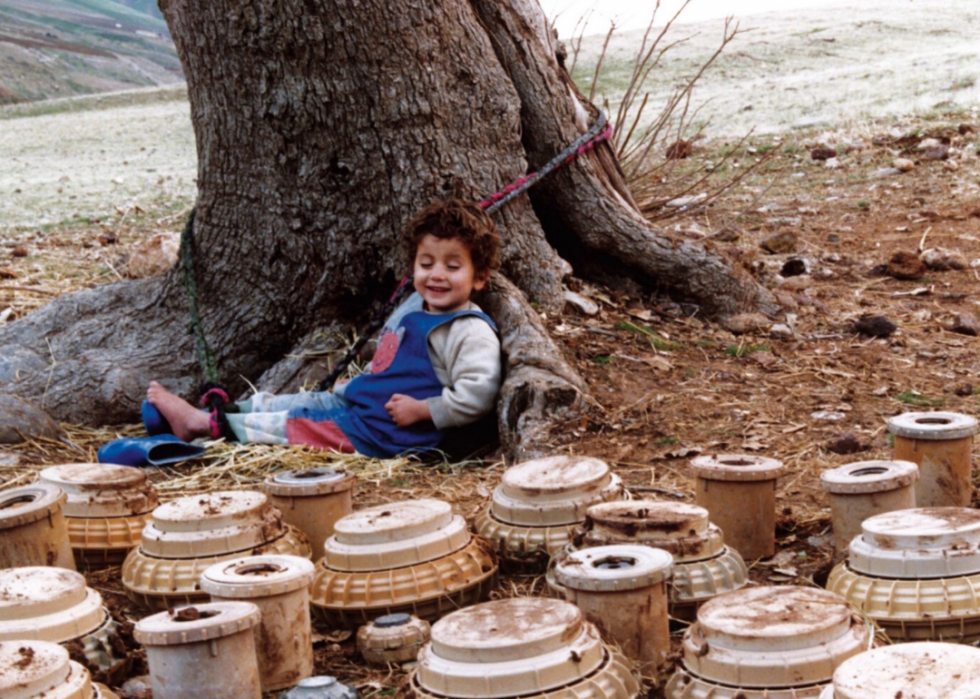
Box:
0 0 180 104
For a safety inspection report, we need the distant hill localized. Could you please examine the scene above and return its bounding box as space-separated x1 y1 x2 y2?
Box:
0 0 180 104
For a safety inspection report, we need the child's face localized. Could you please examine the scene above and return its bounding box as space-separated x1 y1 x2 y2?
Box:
413 233 488 313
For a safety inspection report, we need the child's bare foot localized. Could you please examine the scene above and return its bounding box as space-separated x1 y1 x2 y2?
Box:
147 381 210 441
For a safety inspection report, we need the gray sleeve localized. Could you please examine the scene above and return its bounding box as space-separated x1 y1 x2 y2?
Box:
425 316 502 429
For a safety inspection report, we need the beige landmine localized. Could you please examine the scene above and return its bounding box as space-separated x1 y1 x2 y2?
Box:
0 638 119 699
0 567 120 670
689 454 784 560
474 455 626 571
886 411 978 507
412 597 640 699
818 642 980 699
310 498 497 627
121 490 311 610
562 500 747 619
199 554 315 691
0 482 76 570
827 507 980 642
357 612 431 665
134 601 262 699
553 544 673 680
665 586 869 699
39 463 159 569
819 460 918 554
261 468 355 562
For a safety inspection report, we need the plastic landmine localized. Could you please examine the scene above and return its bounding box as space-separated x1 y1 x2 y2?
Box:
473 455 626 572
886 411 978 507
664 586 869 699
819 459 918 554
412 597 640 699
39 463 159 570
310 498 497 628
134 601 263 699
0 566 120 670
200 554 316 691
0 482 76 570
689 454 784 560
121 490 311 610
357 612 431 665
827 506 980 642
0 638 120 699
262 468 355 561
553 544 673 680
560 499 747 620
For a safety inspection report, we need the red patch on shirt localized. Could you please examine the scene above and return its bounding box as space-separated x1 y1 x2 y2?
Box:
371 328 403 373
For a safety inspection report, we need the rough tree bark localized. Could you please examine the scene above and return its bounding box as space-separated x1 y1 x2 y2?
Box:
0 0 779 459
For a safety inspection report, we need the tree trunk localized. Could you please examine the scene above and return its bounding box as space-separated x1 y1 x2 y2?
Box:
0 0 778 458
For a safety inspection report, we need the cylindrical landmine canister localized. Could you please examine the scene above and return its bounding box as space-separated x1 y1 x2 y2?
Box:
0 639 96 699
819 460 918 553
0 567 120 670
473 455 626 572
553 545 673 678
665 586 869 699
0 483 76 570
310 499 497 627
39 463 159 570
827 507 980 642
887 411 978 507
134 601 263 699
818 642 980 699
357 612 431 665
200 554 315 691
278 676 359 699
568 500 747 620
412 597 640 699
262 469 355 561
122 491 311 610
689 454 784 560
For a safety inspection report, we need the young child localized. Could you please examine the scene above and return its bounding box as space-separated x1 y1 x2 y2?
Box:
147 199 503 459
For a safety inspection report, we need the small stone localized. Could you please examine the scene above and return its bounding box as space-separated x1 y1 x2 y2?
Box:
853 315 897 338
917 138 943 151
11 246 27 257
952 312 980 337
0 393 62 444
893 158 916 172
826 233 840 243
781 258 808 277
920 247 968 271
126 232 180 278
761 231 799 254
887 251 926 280
563 289 599 316
769 323 795 340
811 147 837 160
874 167 904 177
826 433 868 455
959 123 975 135
723 312 771 335
824 157 842 169
924 144 950 161
0 267 16 279
778 274 811 291
944 160 960 171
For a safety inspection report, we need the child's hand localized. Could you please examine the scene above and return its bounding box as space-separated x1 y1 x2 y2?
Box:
385 394 432 427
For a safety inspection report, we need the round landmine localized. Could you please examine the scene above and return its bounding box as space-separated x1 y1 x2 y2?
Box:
0 567 120 670
690 454 784 560
887 411 978 508
135 602 262 699
665 586 869 699
122 491 311 610
310 499 497 627
39 463 159 569
0 639 94 699
827 507 980 642
819 460 918 554
357 613 431 665
0 482 76 570
200 555 315 691
554 545 673 679
262 469 355 561
817 642 980 699
279 676 359 699
569 500 747 619
474 456 626 571
413 597 640 699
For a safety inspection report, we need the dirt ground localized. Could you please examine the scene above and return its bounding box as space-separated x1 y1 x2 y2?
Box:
2 110 980 697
